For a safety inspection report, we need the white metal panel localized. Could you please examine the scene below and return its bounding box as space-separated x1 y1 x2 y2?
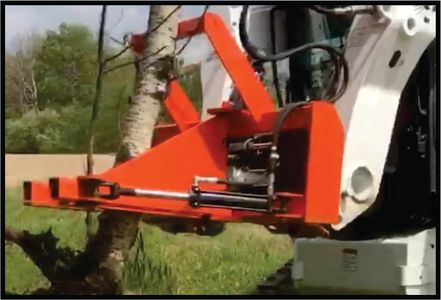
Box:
293 239 405 293
199 6 243 120
292 229 436 295
199 5 436 232
333 5 436 230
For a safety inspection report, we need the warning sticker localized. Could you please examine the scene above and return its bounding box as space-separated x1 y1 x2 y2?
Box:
342 248 358 272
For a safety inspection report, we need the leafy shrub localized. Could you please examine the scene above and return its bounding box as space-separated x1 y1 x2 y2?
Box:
5 109 66 153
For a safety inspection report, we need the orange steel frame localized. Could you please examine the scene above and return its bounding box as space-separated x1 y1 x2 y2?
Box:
23 13 345 227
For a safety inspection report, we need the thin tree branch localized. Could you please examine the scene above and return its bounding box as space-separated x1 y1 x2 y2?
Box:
102 5 181 74
103 46 129 64
107 34 125 46
146 5 181 36
86 5 107 175
105 7 125 45
103 46 166 74
116 86 127 139
175 5 210 56
85 5 107 242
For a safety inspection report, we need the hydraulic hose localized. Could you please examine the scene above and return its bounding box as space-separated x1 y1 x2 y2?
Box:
238 5 349 102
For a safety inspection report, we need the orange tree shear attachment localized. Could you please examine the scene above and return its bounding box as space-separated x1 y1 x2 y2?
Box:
23 13 344 228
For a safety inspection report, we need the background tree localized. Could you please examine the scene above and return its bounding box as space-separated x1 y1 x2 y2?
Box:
5 33 41 117
5 23 136 154
5 5 181 295
34 23 98 110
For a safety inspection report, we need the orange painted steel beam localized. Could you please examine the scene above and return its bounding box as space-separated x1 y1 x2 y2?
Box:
164 80 200 131
24 102 343 225
177 13 275 122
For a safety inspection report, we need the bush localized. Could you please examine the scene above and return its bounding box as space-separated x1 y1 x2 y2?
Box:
5 99 126 154
5 109 67 153
5 63 202 154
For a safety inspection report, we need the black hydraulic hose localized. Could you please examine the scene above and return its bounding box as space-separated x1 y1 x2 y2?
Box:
267 100 310 206
239 5 349 102
270 6 285 108
270 101 310 153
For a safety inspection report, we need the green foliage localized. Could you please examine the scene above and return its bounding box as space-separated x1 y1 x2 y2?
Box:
34 23 98 109
5 54 23 119
5 187 293 295
5 109 67 153
5 21 204 154
5 105 93 154
5 22 138 154
5 33 42 118
4 96 132 154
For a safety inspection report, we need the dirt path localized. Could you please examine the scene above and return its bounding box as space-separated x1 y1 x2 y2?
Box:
5 154 115 188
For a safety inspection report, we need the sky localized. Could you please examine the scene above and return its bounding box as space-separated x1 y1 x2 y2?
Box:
5 5 213 64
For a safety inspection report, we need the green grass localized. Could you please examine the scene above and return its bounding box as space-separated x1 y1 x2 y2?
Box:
5 187 293 295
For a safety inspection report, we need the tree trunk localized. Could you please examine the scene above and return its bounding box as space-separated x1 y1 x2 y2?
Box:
71 6 180 294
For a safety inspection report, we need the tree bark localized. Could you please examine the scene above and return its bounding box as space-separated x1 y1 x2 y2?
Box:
71 5 180 294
